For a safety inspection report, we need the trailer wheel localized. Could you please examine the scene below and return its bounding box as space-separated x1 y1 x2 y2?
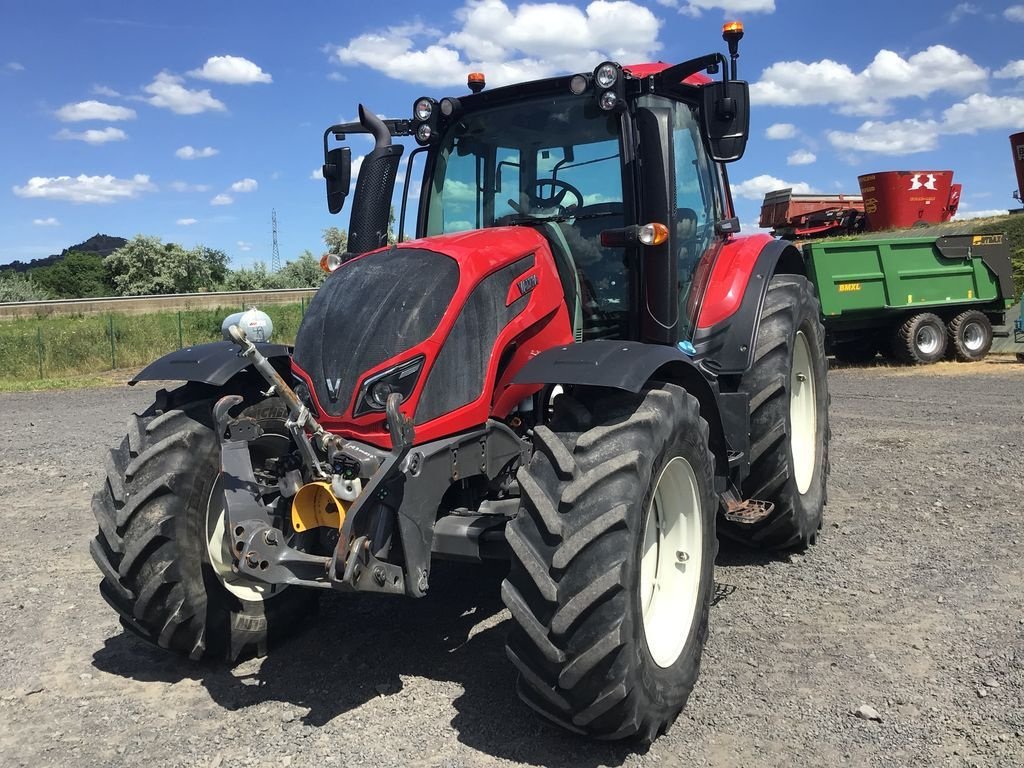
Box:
893 313 947 364
947 310 992 362
90 385 318 661
503 384 716 743
720 275 830 551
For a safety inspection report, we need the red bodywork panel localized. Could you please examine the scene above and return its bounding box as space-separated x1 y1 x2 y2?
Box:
696 234 774 330
624 62 711 86
292 228 572 449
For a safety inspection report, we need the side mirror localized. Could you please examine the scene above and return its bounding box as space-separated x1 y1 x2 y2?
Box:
323 146 351 214
701 80 749 163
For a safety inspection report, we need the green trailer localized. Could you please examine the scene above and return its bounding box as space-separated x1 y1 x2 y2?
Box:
802 228 1016 364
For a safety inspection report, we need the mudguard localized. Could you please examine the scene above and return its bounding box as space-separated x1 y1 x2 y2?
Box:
129 341 292 387
511 339 736 478
692 237 805 375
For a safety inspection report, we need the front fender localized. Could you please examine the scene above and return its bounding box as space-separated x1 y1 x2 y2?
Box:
129 341 291 387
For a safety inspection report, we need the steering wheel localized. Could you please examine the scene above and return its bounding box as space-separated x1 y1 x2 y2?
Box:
507 179 585 215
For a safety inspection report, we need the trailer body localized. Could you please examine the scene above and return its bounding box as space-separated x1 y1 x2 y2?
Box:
802 230 1015 361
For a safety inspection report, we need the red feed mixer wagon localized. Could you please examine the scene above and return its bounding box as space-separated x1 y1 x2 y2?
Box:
761 170 962 239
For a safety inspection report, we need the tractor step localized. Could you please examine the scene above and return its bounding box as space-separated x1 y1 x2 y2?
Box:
723 498 774 525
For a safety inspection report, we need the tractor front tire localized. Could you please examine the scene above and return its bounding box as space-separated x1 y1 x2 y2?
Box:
90 385 318 661
503 384 717 742
721 275 830 551
947 310 992 362
892 312 947 364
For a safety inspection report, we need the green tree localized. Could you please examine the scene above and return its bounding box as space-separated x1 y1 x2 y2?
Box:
30 251 111 298
0 272 49 302
219 261 282 291
322 226 348 255
105 236 229 295
276 251 325 288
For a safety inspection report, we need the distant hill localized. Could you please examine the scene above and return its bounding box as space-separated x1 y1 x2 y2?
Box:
0 234 127 273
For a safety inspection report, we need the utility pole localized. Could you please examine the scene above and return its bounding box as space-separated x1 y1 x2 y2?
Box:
271 209 281 272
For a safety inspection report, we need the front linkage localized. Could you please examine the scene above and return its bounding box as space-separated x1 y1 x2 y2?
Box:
218 326 526 598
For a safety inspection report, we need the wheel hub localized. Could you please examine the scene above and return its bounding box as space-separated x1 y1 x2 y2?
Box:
790 330 817 495
916 325 940 355
640 456 703 669
963 322 985 352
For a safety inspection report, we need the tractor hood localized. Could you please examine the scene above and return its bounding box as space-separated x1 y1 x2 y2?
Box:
292 227 560 433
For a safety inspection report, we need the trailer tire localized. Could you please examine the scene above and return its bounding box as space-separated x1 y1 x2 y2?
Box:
90 385 317 661
720 275 830 551
893 313 947 364
503 384 717 743
947 310 992 362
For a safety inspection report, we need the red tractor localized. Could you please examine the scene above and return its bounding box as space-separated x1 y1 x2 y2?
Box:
91 23 829 743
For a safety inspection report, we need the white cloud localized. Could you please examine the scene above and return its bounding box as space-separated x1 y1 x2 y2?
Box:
751 45 987 115
176 217 198 226
332 0 661 88
55 127 127 144
144 72 226 115
211 193 233 205
91 84 121 98
55 100 136 122
948 2 979 22
765 122 796 140
787 149 816 166
230 178 258 192
175 145 218 159
731 174 817 201
1006 5 1024 22
676 0 775 16
188 55 272 84
941 93 1024 134
827 119 940 155
6 62 25 72
995 60 1024 79
237 240 253 252
32 217 60 226
13 174 155 204
311 167 324 180
169 181 211 193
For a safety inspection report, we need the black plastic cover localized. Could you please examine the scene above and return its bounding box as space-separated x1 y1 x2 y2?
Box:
129 341 291 386
415 255 534 424
293 248 460 416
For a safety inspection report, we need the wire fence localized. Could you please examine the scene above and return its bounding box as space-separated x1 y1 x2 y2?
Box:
0 299 309 384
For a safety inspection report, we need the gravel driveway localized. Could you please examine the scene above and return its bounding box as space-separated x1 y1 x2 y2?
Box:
1 360 1021 767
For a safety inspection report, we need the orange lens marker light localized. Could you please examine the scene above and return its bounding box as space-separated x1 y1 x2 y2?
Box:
723 20 744 36
467 72 486 93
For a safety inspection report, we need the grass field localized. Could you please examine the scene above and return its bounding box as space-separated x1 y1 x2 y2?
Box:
0 302 305 385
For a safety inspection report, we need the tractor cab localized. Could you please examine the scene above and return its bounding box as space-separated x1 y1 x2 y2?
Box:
321 41 750 348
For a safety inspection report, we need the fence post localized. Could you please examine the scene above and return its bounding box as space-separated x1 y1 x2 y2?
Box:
108 315 116 370
177 311 184 349
301 296 306 315
36 325 43 379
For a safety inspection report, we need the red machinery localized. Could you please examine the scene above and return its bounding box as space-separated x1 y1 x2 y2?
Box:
759 190 865 239
761 170 962 239
1012 132 1024 206
858 171 960 230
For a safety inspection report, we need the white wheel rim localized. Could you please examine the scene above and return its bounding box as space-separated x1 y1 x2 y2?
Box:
640 456 703 669
915 324 941 355
790 330 817 495
205 471 287 603
963 322 985 352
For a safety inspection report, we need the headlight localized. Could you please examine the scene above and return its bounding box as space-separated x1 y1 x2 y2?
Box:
354 356 425 417
416 123 433 143
569 74 590 95
595 62 618 89
414 97 434 121
439 97 460 117
599 90 619 111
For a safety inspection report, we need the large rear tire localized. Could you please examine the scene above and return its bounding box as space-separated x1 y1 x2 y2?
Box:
503 384 717 742
721 275 830 551
90 385 318 661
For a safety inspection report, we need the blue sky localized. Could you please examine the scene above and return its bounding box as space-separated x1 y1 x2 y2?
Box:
2 0 1023 267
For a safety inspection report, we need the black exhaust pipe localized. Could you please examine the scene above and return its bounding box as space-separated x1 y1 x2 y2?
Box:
347 104 404 255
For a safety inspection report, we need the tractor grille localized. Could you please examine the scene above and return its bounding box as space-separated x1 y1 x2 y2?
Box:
293 247 459 417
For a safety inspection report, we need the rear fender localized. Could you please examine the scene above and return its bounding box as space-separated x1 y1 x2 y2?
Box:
129 341 292 387
511 340 737 481
693 237 805 375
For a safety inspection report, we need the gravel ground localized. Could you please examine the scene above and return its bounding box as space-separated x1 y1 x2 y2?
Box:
0 359 1022 767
